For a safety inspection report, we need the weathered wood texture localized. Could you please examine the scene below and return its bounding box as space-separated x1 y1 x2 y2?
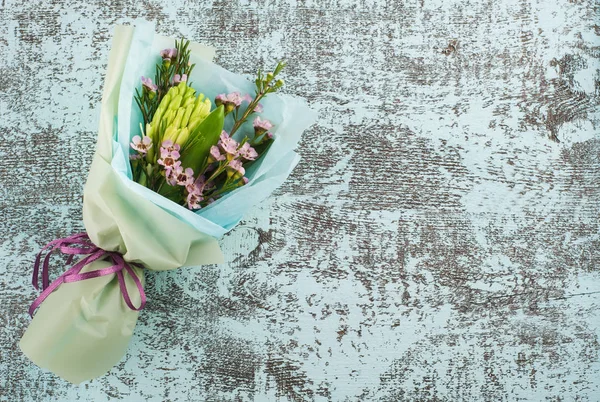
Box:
1 0 599 401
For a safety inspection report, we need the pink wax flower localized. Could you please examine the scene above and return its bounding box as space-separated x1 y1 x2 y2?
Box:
186 176 207 210
158 153 179 169
130 135 153 154
218 131 239 155
227 159 245 178
214 92 242 109
209 145 225 162
160 146 180 160
141 76 158 92
253 116 273 131
253 116 273 135
173 74 187 84
237 142 258 161
165 164 182 186
226 92 242 106
157 140 181 169
165 164 193 187
187 191 203 210
186 175 206 195
160 140 181 155
176 168 195 187
160 48 178 60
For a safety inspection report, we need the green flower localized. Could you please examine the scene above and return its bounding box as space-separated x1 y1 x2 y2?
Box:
145 82 211 161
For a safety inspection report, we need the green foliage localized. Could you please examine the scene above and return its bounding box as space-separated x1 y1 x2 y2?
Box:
180 105 225 175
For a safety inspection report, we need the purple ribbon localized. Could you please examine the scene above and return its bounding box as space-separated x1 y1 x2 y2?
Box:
30 232 146 317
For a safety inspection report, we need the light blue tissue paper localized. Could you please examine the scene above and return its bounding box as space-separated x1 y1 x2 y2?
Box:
110 21 317 237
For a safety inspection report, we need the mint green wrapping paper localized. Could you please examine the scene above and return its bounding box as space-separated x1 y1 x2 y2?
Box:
19 20 316 384
19 25 224 384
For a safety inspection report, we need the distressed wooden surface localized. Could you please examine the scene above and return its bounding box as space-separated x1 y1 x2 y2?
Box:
1 0 599 401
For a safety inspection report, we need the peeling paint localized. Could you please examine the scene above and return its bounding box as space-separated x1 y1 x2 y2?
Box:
1 0 599 401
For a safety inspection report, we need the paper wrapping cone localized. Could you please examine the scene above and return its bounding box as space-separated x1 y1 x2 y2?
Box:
19 25 223 384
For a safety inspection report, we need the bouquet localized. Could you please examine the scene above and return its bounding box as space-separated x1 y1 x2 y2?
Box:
19 22 316 384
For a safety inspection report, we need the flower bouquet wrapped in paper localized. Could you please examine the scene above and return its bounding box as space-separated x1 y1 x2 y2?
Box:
19 22 316 384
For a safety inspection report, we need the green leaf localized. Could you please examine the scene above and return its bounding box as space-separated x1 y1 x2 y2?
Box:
180 105 225 175
274 61 286 76
158 181 184 203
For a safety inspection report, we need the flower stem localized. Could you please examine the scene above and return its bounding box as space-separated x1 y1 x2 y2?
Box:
230 96 262 137
156 178 165 194
206 162 228 183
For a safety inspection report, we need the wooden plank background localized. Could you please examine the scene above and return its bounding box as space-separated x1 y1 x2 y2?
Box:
1 0 599 400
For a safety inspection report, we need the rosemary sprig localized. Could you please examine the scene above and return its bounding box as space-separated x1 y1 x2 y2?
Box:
134 39 196 129
229 61 286 137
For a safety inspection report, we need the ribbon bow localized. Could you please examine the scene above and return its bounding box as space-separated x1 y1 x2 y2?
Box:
29 232 146 317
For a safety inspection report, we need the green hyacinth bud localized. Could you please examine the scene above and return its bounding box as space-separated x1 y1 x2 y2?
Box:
172 108 185 130
181 103 195 129
148 82 213 148
188 97 211 132
163 125 178 144
184 85 195 99
169 94 183 110
182 96 195 109
175 127 190 145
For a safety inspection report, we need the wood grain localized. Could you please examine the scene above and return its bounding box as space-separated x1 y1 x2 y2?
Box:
1 0 598 400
